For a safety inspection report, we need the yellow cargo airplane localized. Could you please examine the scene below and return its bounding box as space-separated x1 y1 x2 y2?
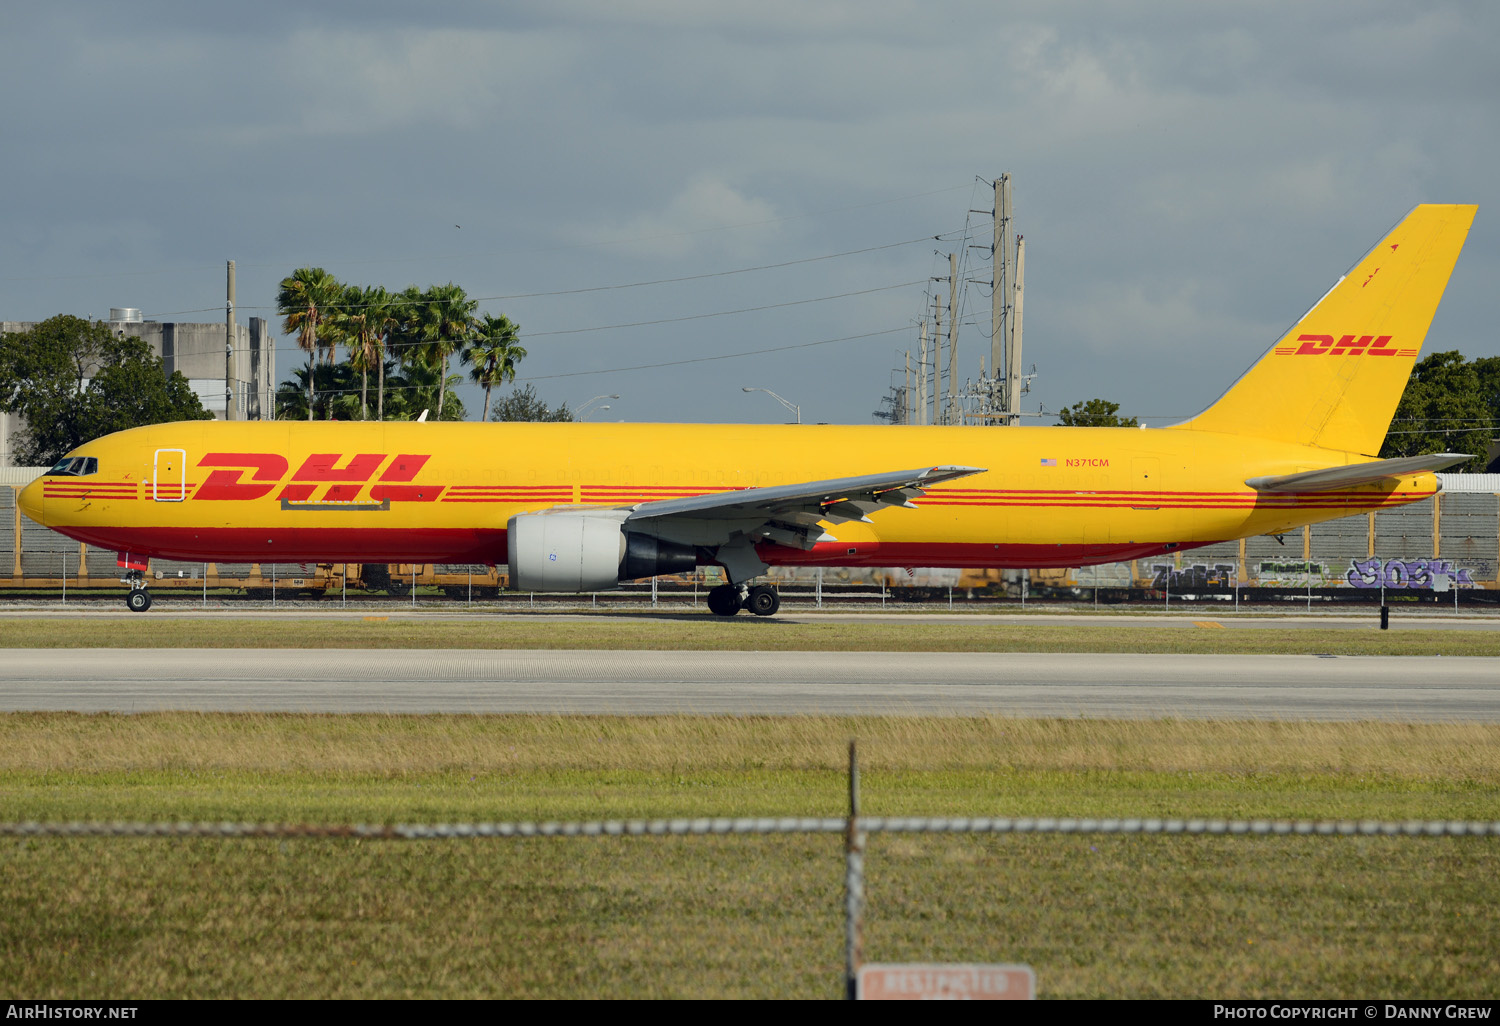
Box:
17 204 1478 615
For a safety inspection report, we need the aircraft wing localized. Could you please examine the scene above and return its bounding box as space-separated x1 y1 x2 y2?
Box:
625 464 984 550
1245 453 1472 493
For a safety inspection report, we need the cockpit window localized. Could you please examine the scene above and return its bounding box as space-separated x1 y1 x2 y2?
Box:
48 457 98 477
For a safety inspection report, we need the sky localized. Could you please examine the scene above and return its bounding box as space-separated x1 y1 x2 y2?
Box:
2 1 1496 426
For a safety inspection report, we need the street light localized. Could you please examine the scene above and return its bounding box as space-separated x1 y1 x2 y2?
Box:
576 393 619 420
742 387 801 424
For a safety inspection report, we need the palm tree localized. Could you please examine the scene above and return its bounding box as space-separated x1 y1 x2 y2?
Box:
387 284 427 415
465 313 526 422
385 358 465 422
336 284 393 420
409 283 478 421
274 360 360 421
276 268 343 422
364 288 399 421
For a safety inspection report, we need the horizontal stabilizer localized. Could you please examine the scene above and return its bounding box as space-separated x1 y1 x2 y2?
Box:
1245 453 1472 493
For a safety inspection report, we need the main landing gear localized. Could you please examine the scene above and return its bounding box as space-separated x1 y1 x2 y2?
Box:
707 583 780 618
123 570 152 613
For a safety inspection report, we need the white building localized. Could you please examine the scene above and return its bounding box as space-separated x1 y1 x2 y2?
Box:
0 309 276 466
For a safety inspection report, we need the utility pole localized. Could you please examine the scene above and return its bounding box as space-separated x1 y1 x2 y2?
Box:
932 293 943 425
225 260 236 422
904 349 912 425
917 320 928 425
1008 236 1026 425
947 252 958 424
990 178 1004 401
991 175 1013 413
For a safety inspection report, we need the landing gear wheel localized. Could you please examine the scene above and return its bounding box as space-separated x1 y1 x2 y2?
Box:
746 584 780 617
707 584 742 617
126 589 153 613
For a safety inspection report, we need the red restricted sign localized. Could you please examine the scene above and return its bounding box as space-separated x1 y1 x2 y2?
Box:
857 964 1035 1000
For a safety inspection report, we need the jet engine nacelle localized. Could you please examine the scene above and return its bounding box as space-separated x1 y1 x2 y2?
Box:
506 512 698 591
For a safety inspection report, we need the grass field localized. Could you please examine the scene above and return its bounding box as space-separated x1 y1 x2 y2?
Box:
2 714 1498 998
3 616 1500 655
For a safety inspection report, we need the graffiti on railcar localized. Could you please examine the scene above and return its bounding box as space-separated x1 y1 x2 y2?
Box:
1151 563 1238 589
1254 561 1336 588
1346 557 1479 589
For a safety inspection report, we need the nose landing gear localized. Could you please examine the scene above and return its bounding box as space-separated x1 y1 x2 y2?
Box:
123 571 153 612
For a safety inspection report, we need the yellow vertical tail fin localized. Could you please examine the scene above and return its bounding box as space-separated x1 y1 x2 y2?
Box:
1172 204 1477 455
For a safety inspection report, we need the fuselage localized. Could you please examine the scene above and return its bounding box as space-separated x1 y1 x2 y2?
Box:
17 419 1439 570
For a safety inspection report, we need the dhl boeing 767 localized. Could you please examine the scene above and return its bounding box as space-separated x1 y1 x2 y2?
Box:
16 204 1478 615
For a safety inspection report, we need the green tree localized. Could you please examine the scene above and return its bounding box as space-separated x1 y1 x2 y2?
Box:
386 284 430 406
465 313 526 422
0 315 211 465
364 287 400 422
386 358 465 422
490 384 573 422
1055 398 1138 427
405 283 478 422
276 267 344 422
1380 351 1499 471
274 360 358 421
334 284 395 420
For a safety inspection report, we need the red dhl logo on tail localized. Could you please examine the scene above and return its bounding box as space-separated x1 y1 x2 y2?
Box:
1273 334 1418 357
193 453 439 502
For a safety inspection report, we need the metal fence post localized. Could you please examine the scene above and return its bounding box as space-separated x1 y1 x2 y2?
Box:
845 739 864 1001
817 567 823 609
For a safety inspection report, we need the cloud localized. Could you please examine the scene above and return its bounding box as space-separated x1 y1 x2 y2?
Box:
2 2 1497 426
580 176 782 260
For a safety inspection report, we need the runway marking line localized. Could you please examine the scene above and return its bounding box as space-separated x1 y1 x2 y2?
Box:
1193 621 1225 629
363 616 389 622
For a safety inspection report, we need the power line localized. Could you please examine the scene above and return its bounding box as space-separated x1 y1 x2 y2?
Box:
12 183 978 286
486 233 973 300
524 280 925 338
518 326 910 381
212 275 926 363
143 229 982 319
266 325 909 394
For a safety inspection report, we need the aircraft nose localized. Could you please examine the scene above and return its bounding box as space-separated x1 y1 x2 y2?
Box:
17 476 44 525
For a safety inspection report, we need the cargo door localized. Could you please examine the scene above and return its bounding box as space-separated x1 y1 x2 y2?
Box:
153 448 187 502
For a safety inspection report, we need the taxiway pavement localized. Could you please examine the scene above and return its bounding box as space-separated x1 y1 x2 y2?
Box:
1 649 1495 721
